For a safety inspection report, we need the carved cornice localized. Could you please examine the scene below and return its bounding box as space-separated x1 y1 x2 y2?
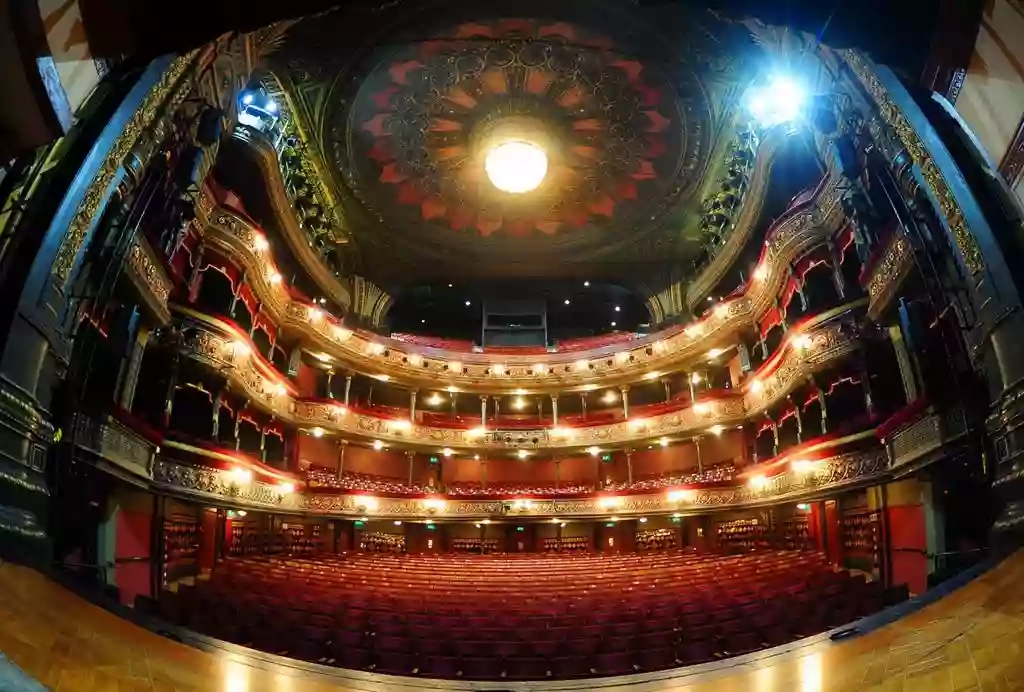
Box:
151 447 888 518
173 303 863 450
230 125 353 311
124 234 173 325
866 231 914 320
198 175 849 393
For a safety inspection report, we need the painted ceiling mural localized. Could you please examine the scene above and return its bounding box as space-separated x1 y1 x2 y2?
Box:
259 0 765 288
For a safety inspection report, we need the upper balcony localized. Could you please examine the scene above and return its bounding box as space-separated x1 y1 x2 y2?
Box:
194 164 849 393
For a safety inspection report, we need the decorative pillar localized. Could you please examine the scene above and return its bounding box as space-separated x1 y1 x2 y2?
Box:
212 388 223 439
188 243 206 304
336 440 347 479
325 370 334 399
118 325 151 410
791 396 803 444
861 363 876 417
626 448 633 486
888 324 920 403
551 394 559 425
694 437 703 475
817 386 829 432
688 372 697 401
409 389 418 420
343 375 352 406
555 458 561 489
620 386 630 419
663 380 671 402
771 422 780 456
407 450 415 487
480 395 488 427
828 239 847 299
481 457 487 488
259 424 267 462
580 393 587 420
162 354 180 429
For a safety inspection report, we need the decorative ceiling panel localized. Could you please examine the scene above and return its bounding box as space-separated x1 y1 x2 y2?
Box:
259 0 762 289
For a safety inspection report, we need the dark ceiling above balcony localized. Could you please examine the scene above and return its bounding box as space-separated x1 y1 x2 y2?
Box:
230 0 774 290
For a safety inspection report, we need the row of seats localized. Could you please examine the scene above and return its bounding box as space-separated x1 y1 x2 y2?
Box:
162 550 907 680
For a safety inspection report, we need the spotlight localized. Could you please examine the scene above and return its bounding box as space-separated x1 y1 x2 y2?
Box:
465 300 471 307
588 446 601 457
748 75 807 128
564 299 571 305
310 427 324 438
610 321 617 327
584 281 590 287
373 440 384 451
442 448 453 457
614 306 621 312
242 93 254 105
266 99 278 114
485 141 548 193
517 449 529 459
659 437 670 447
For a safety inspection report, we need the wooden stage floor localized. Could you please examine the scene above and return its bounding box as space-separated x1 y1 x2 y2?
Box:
1 553 1023 692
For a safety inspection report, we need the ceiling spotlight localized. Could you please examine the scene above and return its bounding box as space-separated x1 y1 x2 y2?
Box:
707 348 723 359
512 396 526 410
242 93 254 105
603 390 618 404
659 437 670 447
517 449 529 459
610 321 617 327
310 427 324 438
427 393 444 406
265 99 278 113
465 300 471 307
372 440 384 451
588 446 601 457
614 306 621 312
709 424 724 435
584 281 590 287
253 234 269 251
748 75 807 128
421 319 426 324
564 299 571 305
753 264 768 281
485 141 548 193
474 454 480 460
448 283 453 288
442 448 453 457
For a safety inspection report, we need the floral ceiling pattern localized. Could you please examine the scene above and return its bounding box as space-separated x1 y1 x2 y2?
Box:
349 20 687 237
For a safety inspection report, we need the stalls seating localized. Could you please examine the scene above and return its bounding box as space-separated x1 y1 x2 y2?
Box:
165 549 905 680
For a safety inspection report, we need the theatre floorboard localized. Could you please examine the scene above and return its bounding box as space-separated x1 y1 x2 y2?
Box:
0 553 1022 692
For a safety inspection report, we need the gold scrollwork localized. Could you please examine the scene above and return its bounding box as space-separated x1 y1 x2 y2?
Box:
842 51 984 276
52 52 201 286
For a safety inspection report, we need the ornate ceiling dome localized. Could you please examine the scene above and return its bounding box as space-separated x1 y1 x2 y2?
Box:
259 0 760 288
344 19 692 239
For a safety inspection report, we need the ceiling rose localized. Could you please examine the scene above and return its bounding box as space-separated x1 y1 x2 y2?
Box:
484 141 548 194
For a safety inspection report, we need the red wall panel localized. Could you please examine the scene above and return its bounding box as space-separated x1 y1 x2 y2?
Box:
887 504 928 595
115 509 152 605
294 361 320 398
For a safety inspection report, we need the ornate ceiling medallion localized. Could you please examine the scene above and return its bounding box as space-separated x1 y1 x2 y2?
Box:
346 19 688 237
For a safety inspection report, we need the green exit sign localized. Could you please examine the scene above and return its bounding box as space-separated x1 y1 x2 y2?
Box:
601 454 612 462
354 521 365 528
516 526 524 532
428 456 439 464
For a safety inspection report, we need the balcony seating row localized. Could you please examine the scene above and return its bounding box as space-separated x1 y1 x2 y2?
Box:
163 550 907 680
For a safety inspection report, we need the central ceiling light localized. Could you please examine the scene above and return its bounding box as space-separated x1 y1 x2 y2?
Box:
485 141 548 193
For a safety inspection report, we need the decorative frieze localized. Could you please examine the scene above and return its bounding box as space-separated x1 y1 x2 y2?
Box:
865 232 914 320
73 415 156 479
125 234 173 325
152 459 303 510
